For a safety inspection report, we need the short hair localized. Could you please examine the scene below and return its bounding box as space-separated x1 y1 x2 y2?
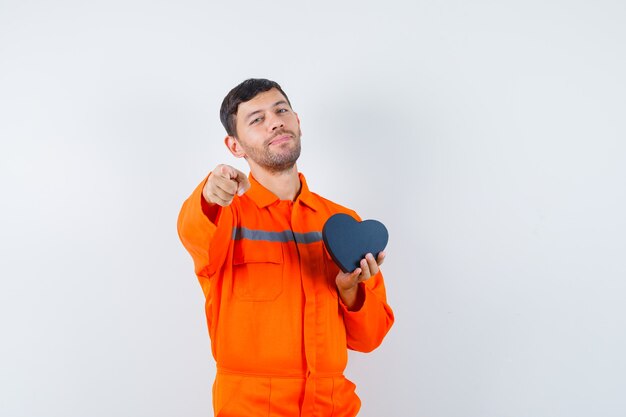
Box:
220 78 292 137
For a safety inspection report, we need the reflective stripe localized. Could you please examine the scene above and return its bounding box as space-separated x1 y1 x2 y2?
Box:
232 227 322 244
294 231 323 244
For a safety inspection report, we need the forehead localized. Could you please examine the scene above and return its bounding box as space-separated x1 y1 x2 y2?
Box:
237 88 289 115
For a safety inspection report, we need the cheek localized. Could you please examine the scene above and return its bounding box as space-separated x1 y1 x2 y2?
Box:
240 134 265 152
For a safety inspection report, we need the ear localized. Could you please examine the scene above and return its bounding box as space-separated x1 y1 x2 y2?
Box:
224 135 246 158
295 113 302 135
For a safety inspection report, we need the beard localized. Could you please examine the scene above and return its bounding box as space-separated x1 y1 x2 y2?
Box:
242 128 302 173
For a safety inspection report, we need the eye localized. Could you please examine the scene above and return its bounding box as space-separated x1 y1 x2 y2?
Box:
250 117 262 125
277 108 288 114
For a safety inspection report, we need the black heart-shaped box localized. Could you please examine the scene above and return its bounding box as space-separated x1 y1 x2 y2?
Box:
322 213 389 273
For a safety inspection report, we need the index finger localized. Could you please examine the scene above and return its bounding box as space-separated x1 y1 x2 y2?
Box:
216 164 240 180
217 165 250 196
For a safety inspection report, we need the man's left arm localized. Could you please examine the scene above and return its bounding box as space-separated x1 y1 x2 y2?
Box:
336 252 395 352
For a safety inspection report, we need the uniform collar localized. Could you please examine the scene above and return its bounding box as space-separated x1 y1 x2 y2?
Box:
296 173 321 211
246 172 320 212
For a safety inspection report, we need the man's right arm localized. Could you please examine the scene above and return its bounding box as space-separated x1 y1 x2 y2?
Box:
177 165 250 293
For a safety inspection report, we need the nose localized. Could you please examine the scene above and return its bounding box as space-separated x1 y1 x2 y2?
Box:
268 113 284 131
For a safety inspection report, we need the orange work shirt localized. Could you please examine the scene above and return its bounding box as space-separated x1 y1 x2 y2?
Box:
177 172 394 417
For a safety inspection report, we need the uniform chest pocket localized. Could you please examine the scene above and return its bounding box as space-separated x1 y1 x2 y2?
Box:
232 240 284 301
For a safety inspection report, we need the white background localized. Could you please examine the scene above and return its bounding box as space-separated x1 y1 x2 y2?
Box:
1 1 625 416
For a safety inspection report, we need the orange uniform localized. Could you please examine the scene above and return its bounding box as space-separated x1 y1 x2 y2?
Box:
177 173 394 417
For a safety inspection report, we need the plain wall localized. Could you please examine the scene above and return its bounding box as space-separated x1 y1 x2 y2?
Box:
1 1 625 416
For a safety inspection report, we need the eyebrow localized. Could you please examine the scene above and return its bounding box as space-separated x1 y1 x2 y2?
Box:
244 100 290 122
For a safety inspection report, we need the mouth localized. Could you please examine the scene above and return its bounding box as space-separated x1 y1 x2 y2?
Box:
269 134 292 146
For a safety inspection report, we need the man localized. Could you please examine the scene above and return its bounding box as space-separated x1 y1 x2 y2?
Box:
177 78 394 416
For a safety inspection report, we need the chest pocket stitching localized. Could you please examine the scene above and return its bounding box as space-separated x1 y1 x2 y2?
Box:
232 242 284 301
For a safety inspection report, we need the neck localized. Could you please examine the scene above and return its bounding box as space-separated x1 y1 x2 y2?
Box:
249 164 301 201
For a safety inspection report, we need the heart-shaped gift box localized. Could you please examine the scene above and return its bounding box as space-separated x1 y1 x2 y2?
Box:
322 213 389 273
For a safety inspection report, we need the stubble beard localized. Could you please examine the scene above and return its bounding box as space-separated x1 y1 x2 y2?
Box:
244 129 302 173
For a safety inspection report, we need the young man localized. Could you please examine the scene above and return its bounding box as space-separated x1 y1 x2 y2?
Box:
177 79 394 416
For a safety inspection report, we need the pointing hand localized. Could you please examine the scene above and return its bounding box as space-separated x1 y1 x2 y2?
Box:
202 164 251 207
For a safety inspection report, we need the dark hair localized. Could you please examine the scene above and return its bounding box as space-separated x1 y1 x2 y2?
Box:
220 78 292 137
